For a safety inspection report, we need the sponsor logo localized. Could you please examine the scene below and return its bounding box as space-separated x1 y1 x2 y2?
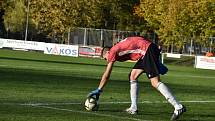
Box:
44 44 78 57
200 57 215 63
118 49 146 56
79 46 102 56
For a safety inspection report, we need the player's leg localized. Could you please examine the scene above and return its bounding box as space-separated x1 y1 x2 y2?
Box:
144 43 186 120
126 69 144 114
150 76 182 109
150 76 186 120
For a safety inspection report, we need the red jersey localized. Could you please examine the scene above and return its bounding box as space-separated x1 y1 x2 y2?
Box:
107 37 152 62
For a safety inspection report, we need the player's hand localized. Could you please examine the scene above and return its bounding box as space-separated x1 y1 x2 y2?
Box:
87 88 102 100
159 63 168 75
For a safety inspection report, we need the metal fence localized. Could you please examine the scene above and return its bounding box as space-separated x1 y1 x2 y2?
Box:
68 28 139 47
163 36 215 55
68 28 214 55
0 27 214 55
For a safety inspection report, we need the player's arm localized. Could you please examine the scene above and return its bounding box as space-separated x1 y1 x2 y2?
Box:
87 62 114 99
98 62 114 90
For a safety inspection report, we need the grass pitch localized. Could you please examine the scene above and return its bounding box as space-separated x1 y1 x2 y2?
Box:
0 49 215 121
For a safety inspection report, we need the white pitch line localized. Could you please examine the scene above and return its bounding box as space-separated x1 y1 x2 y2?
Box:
31 105 149 121
23 100 215 121
3 100 215 121
180 100 215 103
20 100 215 106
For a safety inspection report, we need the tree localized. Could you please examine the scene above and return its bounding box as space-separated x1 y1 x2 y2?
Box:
30 0 104 43
134 0 215 52
30 0 143 42
3 0 26 32
0 0 6 37
98 0 144 31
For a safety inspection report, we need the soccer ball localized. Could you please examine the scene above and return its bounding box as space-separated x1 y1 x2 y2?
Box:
84 97 98 111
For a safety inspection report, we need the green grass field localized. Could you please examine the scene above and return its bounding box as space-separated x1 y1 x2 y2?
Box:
0 49 215 121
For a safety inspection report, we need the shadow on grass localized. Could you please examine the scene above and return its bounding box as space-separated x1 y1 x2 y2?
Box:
0 57 132 69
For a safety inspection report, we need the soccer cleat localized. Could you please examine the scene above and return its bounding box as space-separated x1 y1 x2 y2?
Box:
171 105 186 121
125 108 138 115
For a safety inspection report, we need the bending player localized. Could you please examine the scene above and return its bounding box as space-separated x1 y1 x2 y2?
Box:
87 36 186 120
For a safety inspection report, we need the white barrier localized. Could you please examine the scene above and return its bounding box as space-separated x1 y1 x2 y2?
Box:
166 53 182 58
0 39 4 48
44 43 79 57
79 46 102 57
0 38 45 51
0 38 79 57
195 56 215 70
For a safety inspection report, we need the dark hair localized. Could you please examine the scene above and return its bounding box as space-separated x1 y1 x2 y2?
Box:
101 47 111 58
143 30 159 45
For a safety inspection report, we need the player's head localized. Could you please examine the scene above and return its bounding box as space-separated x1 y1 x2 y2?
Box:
143 30 160 45
101 47 111 60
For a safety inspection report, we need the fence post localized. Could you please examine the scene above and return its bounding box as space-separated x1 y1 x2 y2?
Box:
190 38 193 55
25 0 30 41
84 28 87 46
171 42 174 53
209 37 213 52
101 29 104 47
161 53 164 64
67 28 70 45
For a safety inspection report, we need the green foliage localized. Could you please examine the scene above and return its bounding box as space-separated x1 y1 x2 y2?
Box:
2 0 143 38
0 0 6 10
135 0 215 47
30 0 108 42
1 0 214 47
3 0 26 32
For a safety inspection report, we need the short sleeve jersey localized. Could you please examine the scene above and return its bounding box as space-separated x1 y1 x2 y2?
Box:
107 37 152 62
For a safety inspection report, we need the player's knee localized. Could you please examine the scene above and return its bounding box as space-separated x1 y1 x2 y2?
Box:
151 82 158 88
150 76 160 88
129 69 143 80
129 71 136 80
129 72 137 81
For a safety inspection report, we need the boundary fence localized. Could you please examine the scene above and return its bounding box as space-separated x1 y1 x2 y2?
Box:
1 27 214 55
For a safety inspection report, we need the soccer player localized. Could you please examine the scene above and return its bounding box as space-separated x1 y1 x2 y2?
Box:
88 36 186 120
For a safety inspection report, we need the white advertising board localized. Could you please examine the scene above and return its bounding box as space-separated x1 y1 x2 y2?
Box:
44 43 79 57
166 53 182 58
0 38 4 48
1 38 45 51
195 56 215 70
79 46 102 57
